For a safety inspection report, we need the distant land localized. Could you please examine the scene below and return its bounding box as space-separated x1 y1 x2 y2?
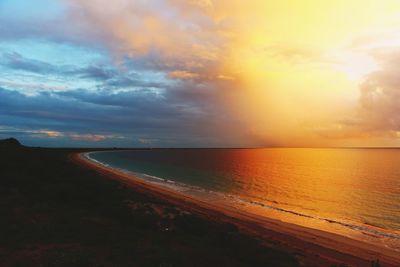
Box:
0 138 22 149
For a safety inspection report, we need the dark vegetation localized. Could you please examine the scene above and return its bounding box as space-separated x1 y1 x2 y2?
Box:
0 138 299 266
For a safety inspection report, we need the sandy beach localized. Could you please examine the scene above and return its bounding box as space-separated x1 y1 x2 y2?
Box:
75 152 400 267
1 144 305 266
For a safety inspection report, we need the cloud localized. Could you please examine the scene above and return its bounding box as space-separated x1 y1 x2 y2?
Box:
62 0 230 79
0 0 249 147
104 74 165 89
69 133 113 142
0 126 62 138
0 52 166 92
34 130 63 138
73 65 117 80
0 84 257 147
1 52 60 74
7 0 395 147
358 51 400 133
311 48 400 142
168 70 199 79
0 52 105 81
265 44 322 63
138 138 159 145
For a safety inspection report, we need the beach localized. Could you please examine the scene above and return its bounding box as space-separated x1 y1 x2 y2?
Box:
76 151 400 266
0 145 299 266
1 141 399 266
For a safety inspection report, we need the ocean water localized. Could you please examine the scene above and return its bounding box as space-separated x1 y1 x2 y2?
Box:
87 148 400 250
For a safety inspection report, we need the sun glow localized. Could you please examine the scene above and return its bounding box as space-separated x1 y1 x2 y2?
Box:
207 0 400 146
4 0 400 147
332 52 379 81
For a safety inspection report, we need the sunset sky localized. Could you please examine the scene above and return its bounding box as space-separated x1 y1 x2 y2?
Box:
2 0 400 147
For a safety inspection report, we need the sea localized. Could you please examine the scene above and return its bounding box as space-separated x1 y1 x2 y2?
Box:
86 148 400 250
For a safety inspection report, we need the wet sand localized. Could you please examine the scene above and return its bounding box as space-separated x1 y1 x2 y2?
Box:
75 152 400 267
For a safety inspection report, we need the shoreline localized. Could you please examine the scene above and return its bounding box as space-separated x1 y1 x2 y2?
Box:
74 152 400 266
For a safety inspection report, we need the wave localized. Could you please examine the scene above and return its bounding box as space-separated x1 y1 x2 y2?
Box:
84 152 400 243
136 171 400 242
140 173 400 242
236 198 400 240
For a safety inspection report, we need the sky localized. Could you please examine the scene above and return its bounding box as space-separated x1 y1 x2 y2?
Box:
1 0 400 147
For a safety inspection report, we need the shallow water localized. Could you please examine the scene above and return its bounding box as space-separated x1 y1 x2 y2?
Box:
88 148 400 250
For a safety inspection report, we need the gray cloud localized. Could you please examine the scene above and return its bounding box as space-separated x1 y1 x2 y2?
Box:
317 49 400 140
104 74 165 89
0 1 264 147
0 52 167 91
358 52 400 134
72 65 117 80
1 52 60 74
0 84 254 147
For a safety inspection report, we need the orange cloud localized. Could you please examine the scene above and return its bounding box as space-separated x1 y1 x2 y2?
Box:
31 130 63 138
44 131 63 138
168 70 199 79
63 0 400 147
69 134 109 142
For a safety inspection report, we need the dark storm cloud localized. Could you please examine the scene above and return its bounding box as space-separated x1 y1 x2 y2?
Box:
0 84 234 146
0 1 260 147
